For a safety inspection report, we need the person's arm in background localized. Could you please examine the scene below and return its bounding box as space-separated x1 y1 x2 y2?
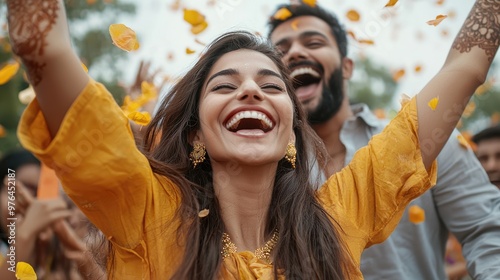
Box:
433 131 500 279
6 0 88 137
416 0 499 169
0 183 71 280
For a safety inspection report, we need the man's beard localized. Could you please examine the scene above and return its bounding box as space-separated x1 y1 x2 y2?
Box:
307 68 344 125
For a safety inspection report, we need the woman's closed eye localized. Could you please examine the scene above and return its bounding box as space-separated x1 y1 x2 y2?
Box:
212 83 237 92
261 83 285 92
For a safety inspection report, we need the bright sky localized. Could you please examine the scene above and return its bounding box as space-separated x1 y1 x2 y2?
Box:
113 0 488 98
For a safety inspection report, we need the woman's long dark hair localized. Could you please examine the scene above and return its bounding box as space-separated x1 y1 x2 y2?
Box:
142 31 350 279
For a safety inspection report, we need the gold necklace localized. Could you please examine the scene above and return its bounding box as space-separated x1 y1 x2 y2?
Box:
221 229 279 263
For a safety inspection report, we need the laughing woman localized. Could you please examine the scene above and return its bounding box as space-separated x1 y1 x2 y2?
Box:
6 0 499 279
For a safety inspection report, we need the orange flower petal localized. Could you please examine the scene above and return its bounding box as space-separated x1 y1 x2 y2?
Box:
392 69 405 82
191 21 208 35
428 97 439 111
183 9 205 26
186 47 196 55
141 81 158 100
16 262 37 280
347 30 357 40
414 65 422 73
384 0 399 7
457 134 470 150
127 111 151 126
302 0 316 7
475 82 492 95
373 109 386 119
109 24 140 52
426 15 448 26
463 101 476 118
273 8 292 21
346 10 361 22
358 39 375 45
409 205 425 224
291 19 299 30
0 124 6 138
491 112 500 125
0 61 20 85
198 209 210 218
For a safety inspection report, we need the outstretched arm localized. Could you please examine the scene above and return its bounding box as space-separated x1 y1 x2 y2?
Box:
417 0 499 169
6 0 88 137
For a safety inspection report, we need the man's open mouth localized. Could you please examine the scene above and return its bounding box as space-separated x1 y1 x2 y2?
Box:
289 66 322 101
290 67 322 90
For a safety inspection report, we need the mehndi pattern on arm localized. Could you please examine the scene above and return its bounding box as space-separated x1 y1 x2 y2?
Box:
6 0 60 85
452 0 500 62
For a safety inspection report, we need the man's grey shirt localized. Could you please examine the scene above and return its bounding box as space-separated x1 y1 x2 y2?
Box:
335 104 500 280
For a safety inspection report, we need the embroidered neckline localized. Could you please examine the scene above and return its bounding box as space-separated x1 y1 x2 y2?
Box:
221 229 279 263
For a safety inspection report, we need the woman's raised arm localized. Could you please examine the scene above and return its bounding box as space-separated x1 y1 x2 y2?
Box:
7 0 88 137
417 0 499 169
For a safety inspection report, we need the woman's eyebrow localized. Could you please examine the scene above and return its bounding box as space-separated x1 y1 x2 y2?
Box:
257 69 283 81
206 68 239 85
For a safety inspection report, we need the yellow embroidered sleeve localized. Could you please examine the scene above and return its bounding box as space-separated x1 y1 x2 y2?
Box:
318 98 438 256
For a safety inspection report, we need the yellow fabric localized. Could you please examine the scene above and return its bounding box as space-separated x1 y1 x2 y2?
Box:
18 80 436 279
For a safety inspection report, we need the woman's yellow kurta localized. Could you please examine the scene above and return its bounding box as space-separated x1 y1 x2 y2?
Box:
18 80 436 279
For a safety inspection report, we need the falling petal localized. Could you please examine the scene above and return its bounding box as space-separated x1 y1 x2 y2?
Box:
121 96 141 113
18 86 36 104
373 109 386 119
127 111 152 126
457 134 470 150
462 101 476 118
16 262 37 280
0 61 20 85
409 205 425 224
141 81 158 100
191 21 208 35
291 19 299 30
198 209 210 218
87 0 97 4
358 39 375 45
448 10 456 19
426 15 448 26
109 24 140 52
186 47 196 54
436 0 445 5
273 8 292 21
428 97 439 111
384 0 399 7
346 10 361 22
170 0 181 11
392 69 406 82
183 9 205 26
491 112 500 125
347 30 357 40
302 0 316 7
0 124 6 138
414 65 422 73
37 163 60 199
475 82 492 95
458 131 477 151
